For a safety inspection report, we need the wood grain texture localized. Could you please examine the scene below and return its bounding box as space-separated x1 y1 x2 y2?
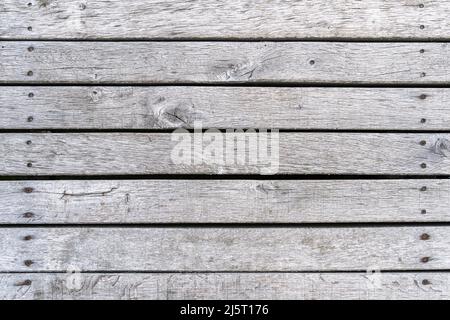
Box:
1 133 450 175
0 179 447 224
1 42 449 84
1 272 448 300
0 227 446 271
0 0 447 40
1 86 448 130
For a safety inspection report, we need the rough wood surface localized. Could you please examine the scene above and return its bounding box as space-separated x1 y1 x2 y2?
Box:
0 0 447 40
0 179 447 224
1 133 450 175
1 272 448 300
1 42 449 84
0 227 446 271
1 86 449 130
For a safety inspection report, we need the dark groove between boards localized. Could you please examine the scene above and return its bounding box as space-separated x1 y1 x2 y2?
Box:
3 38 450 43
2 129 450 133
3 83 450 88
0 174 449 181
2 222 450 228
2 270 450 274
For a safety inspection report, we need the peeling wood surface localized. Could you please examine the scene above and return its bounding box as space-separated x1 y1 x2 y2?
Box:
1 86 449 130
0 179 448 224
0 227 447 271
1 272 448 300
1 42 450 84
0 0 448 40
1 133 450 175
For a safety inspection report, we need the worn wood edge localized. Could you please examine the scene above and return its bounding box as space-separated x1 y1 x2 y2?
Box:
0 179 448 223
1 227 447 271
2 272 448 300
0 86 448 130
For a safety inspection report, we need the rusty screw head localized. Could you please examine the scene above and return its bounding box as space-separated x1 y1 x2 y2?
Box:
28 92 34 98
27 71 33 76
419 94 427 100
23 212 34 218
23 187 34 193
23 279 32 286
420 140 427 146
27 116 34 122
420 25 425 30
24 260 34 267
421 163 427 169
421 233 430 240
28 46 34 52
421 257 430 263
420 118 427 124
23 235 33 241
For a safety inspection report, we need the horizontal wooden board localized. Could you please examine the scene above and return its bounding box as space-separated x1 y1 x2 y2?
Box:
1 272 448 300
1 42 449 84
1 87 449 130
0 0 448 40
0 179 448 224
0 227 447 271
1 133 450 175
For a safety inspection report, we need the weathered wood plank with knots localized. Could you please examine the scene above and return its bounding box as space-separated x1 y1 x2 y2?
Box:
1 272 448 300
1 87 448 130
0 179 447 224
1 42 449 84
1 133 450 175
0 227 446 271
0 0 446 40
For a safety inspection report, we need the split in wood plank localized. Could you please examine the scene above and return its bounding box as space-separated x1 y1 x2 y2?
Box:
1 42 449 84
0 0 447 40
1 87 449 130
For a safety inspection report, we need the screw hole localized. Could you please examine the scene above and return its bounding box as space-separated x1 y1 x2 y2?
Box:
420 25 425 30
27 71 33 77
421 186 427 192
309 60 315 65
419 94 427 100
27 116 34 122
421 209 427 215
27 26 33 31
28 46 34 52
419 4 425 8
23 235 33 241
420 49 425 54
27 162 33 168
420 118 427 124
422 279 431 285
24 260 34 267
420 140 427 146
28 92 34 98
26 140 32 145
421 257 430 263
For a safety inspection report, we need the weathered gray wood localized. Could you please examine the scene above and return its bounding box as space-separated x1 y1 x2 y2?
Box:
0 0 448 40
1 133 450 175
1 86 449 130
1 42 448 84
0 227 447 271
1 272 448 300
0 179 447 224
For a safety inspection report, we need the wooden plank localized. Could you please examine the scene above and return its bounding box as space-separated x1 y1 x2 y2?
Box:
1 272 448 300
1 133 450 175
1 86 449 130
0 227 447 271
0 0 448 40
1 42 449 84
0 179 448 224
